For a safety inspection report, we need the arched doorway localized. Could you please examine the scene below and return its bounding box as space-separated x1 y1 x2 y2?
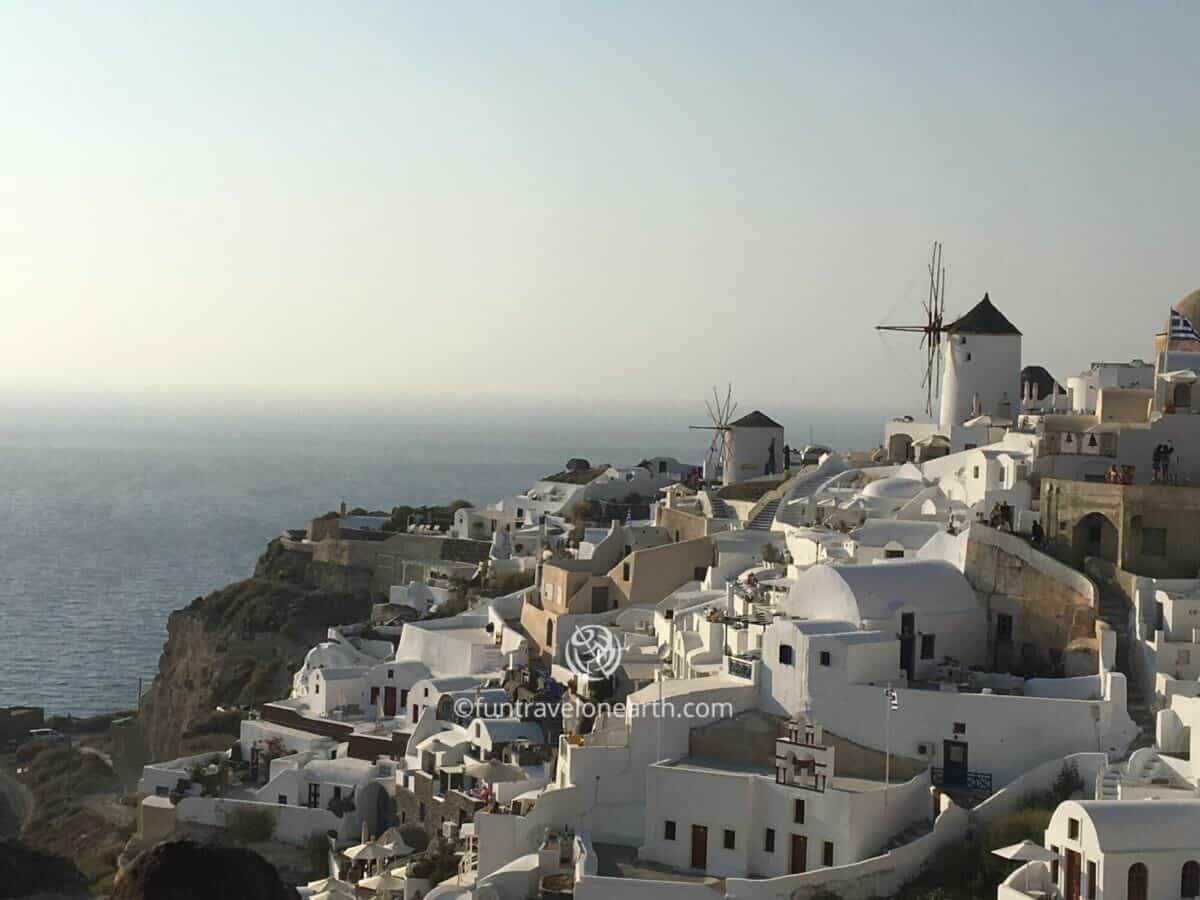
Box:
1128 862 1148 900
888 433 913 463
1072 512 1118 566
1174 383 1193 410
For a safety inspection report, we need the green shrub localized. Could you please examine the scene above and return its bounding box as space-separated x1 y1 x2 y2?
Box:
1050 761 1084 804
226 805 276 842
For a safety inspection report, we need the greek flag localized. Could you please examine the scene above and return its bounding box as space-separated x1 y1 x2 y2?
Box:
1170 309 1200 342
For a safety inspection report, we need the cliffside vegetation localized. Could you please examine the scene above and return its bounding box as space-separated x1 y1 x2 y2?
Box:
132 538 373 764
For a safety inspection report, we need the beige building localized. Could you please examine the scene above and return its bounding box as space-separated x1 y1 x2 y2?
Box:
1042 479 1200 579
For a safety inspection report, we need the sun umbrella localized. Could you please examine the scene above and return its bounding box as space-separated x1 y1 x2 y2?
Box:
377 827 414 858
464 758 526 784
305 877 356 894
359 869 407 896
993 841 1058 892
309 889 355 900
344 841 389 861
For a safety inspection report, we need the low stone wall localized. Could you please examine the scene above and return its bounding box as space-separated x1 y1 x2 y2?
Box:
970 752 1106 832
725 791 968 900
176 796 340 845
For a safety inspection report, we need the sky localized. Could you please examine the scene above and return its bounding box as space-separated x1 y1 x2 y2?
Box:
3 1 1199 420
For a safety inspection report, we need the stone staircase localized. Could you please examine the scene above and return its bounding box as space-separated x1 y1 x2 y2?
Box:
702 490 735 520
746 498 781 531
1097 765 1122 799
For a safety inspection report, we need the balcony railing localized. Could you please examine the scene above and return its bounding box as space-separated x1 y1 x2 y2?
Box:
931 768 993 793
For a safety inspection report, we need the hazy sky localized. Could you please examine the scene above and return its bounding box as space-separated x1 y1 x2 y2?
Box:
3 2 1198 416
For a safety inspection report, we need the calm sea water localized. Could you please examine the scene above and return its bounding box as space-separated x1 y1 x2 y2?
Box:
0 397 881 716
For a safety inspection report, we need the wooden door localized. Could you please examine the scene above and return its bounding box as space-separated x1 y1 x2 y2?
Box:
1065 849 1080 900
690 825 707 870
900 612 916 680
383 686 397 716
943 740 968 787
790 834 807 874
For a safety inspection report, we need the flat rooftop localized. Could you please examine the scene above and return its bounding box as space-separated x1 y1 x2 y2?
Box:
661 756 887 793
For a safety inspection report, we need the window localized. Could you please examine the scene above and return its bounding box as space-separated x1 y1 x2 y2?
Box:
1180 649 1192 666
622 562 631 580
819 651 831 667
1068 818 1079 840
388 668 394 679
693 566 707 581
822 842 834 867
779 645 795 666
885 548 905 559
723 829 735 850
764 828 775 853
664 820 676 841
794 798 805 824
1050 847 1059 885
315 682 320 694
278 795 288 805
973 466 980 479
1087 860 1096 900
920 634 936 660
952 722 966 735
1128 862 1148 900
1141 527 1167 557
155 785 169 797
997 613 1013 643
1183 861 1200 899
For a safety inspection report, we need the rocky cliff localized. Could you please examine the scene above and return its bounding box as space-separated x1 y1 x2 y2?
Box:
132 539 373 764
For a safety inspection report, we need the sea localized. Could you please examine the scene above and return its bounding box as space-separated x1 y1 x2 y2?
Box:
0 394 882 717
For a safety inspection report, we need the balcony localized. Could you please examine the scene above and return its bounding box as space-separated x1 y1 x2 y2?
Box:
931 767 993 794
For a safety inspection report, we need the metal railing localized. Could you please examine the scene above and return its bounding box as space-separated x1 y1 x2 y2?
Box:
931 767 992 793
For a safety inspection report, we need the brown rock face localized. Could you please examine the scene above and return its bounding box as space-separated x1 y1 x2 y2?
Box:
112 841 300 900
133 539 372 762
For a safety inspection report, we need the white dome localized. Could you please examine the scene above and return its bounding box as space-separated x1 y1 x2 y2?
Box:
862 477 924 500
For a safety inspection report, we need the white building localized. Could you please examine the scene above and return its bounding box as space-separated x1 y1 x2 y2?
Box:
939 294 1023 430
1000 800 1200 900
724 411 785 485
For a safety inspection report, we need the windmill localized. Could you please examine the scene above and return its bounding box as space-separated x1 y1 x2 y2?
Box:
689 385 738 481
876 242 948 417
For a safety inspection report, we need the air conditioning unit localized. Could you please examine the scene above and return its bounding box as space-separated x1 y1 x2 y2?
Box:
442 821 460 840
914 741 936 758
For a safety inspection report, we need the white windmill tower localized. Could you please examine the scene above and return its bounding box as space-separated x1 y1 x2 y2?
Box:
690 385 737 483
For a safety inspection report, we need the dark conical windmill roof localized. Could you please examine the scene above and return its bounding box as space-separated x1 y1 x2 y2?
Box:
730 410 783 428
946 293 1022 336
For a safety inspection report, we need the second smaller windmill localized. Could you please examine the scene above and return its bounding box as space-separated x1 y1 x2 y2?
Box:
690 385 738 482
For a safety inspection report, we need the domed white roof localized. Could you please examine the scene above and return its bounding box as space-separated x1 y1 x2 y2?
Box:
862 477 925 500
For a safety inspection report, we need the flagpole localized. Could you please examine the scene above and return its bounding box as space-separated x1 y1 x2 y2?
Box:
884 683 891 808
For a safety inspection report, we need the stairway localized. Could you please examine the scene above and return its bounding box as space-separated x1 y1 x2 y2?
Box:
1097 765 1121 800
702 490 735 520
747 498 781 531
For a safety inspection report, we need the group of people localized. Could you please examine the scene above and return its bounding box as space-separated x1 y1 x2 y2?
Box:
1105 464 1134 485
1153 441 1176 482
987 501 1015 531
